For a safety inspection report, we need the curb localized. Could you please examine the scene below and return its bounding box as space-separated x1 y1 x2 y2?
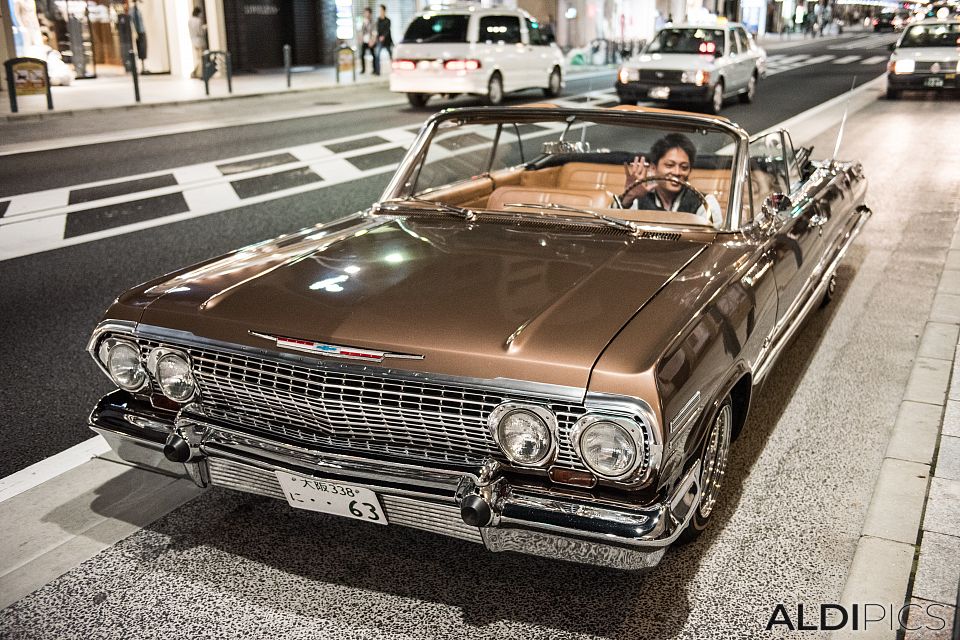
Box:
831 217 960 640
0 67 616 124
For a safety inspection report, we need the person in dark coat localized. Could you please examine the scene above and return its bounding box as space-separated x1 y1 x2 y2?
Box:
373 4 392 75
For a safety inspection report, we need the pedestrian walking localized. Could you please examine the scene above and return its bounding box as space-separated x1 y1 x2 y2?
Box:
188 7 206 78
358 7 377 74
130 0 148 73
373 4 392 76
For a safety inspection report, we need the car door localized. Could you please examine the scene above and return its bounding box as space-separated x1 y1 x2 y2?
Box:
478 14 523 91
737 27 761 79
750 131 825 324
726 28 749 91
524 16 552 88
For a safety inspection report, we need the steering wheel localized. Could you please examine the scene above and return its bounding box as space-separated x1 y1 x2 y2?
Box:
614 175 713 214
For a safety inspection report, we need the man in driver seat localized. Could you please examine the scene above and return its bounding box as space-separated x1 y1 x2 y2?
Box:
620 133 721 226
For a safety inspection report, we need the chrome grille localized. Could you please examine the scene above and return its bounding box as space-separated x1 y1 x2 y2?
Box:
206 457 483 543
138 339 588 469
638 69 684 83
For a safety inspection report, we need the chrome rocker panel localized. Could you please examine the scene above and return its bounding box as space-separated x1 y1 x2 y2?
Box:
90 390 701 570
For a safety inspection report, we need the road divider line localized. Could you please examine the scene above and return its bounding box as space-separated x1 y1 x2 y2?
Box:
0 435 111 503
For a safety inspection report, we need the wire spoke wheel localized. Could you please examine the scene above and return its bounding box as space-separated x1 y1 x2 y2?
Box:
698 402 732 519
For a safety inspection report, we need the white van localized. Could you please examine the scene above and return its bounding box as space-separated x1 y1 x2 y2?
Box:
389 6 565 107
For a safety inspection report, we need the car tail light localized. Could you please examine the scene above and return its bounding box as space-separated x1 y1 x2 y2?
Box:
698 41 716 54
873 18 879 25
392 59 416 71
444 59 481 71
695 69 710 86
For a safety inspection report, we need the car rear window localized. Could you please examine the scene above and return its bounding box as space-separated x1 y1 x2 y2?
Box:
646 28 726 55
403 15 470 43
900 22 960 47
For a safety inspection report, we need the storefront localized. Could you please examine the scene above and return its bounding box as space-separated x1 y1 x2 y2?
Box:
2 0 214 82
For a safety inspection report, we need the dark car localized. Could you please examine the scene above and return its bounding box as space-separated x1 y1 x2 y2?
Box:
874 10 910 31
87 105 871 570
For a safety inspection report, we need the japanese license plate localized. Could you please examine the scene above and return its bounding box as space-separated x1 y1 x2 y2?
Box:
648 86 670 100
275 471 388 525
924 76 944 87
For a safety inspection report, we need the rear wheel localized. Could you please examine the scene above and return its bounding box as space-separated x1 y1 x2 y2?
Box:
820 272 837 308
706 81 724 114
677 398 733 544
485 73 504 106
543 67 562 97
407 93 429 108
740 72 757 103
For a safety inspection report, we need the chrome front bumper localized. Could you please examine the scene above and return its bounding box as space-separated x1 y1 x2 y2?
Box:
90 391 700 570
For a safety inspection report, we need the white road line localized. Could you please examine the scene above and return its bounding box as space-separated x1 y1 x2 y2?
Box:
0 70 617 157
803 55 838 66
0 435 110 503
833 55 863 64
862 55 889 65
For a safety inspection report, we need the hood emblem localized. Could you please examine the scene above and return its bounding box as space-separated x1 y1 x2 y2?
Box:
249 331 424 362
931 62 941 73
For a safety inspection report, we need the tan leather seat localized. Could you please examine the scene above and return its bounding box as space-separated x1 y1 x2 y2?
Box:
558 162 627 192
486 186 610 211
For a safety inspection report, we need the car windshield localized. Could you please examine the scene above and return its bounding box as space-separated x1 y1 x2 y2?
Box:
646 28 726 55
900 22 960 47
389 111 744 230
403 14 470 43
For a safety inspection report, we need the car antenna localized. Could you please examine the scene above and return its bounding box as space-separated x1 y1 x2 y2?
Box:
831 76 857 165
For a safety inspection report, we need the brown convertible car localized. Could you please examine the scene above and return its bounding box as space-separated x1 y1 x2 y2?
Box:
87 105 871 569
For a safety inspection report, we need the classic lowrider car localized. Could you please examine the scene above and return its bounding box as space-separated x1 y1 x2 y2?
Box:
87 105 870 570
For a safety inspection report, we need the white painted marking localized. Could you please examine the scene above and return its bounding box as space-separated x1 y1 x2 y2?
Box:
173 163 220 184
0 214 67 261
183 182 240 215
862 55 889 65
0 435 110 503
803 55 838 66
288 142 335 160
311 157 365 182
5 189 69 217
833 55 862 65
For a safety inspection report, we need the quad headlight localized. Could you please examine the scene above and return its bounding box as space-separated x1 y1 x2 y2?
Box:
618 67 639 83
571 415 645 481
488 403 557 466
97 338 148 391
149 348 196 402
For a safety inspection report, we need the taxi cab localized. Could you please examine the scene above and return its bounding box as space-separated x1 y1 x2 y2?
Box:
886 17 960 98
615 21 766 114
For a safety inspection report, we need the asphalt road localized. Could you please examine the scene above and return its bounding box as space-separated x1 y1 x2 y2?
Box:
0 33 894 478
5 28 960 640
3 89 959 640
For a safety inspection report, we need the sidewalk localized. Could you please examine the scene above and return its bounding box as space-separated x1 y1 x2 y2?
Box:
0 64 615 120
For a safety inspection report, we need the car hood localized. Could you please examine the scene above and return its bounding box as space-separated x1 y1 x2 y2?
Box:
892 46 959 63
135 214 707 392
626 53 717 71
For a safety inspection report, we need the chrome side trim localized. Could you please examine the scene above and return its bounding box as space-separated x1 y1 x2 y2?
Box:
668 391 702 452
754 205 872 383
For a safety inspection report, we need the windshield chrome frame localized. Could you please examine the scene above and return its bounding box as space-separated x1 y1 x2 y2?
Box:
379 107 752 232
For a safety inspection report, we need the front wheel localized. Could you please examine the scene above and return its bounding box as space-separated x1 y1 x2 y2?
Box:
543 67 562 97
706 81 724 114
820 272 837 308
677 398 733 544
886 87 901 100
739 73 757 103
407 93 429 108
485 73 504 106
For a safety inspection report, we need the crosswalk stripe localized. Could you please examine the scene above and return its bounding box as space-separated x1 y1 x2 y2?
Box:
862 55 889 65
833 55 862 64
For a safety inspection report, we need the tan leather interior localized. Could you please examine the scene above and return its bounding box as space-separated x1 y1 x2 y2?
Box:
486 186 611 211
558 162 627 192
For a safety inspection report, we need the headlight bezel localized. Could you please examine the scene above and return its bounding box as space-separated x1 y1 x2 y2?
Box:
487 402 558 467
97 337 149 392
570 413 647 481
617 66 639 83
147 347 197 403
